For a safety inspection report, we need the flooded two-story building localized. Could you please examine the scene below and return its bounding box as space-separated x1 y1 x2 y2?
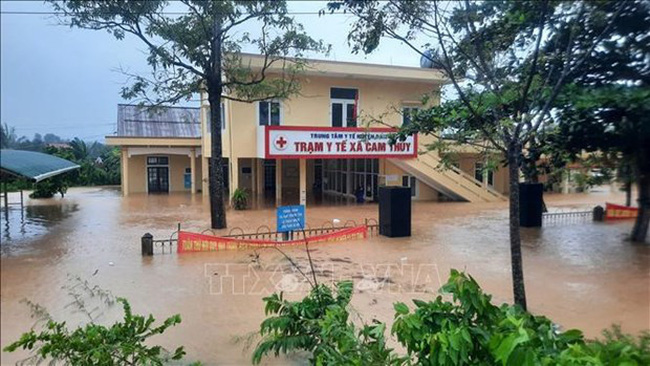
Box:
106 54 507 206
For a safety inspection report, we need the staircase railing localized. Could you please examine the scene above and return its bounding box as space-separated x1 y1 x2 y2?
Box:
391 152 506 202
418 153 506 201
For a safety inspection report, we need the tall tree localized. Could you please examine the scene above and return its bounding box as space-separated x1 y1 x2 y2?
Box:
0 123 17 149
552 0 649 243
557 87 650 243
69 137 90 162
52 0 327 228
329 0 625 309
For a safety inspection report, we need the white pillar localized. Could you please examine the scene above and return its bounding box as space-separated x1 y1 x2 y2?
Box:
251 158 257 196
190 149 197 194
275 159 282 207
230 158 239 205
121 147 129 196
257 160 264 194
299 159 307 206
201 157 209 197
562 170 570 194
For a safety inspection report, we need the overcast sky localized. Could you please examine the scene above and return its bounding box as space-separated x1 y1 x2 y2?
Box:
1 1 426 141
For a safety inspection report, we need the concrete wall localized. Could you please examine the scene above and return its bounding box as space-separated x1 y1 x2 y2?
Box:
202 74 441 160
381 160 441 201
457 154 509 195
125 153 202 194
127 155 146 193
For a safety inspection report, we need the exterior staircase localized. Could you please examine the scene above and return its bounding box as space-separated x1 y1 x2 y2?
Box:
389 152 507 203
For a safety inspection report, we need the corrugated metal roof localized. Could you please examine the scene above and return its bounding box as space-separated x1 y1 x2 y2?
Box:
117 104 201 138
1 149 80 182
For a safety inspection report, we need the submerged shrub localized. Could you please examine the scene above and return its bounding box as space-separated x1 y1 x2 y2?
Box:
4 279 188 366
253 269 650 365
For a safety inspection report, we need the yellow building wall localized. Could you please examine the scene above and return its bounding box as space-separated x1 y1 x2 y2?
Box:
127 155 147 193
457 154 509 195
202 75 440 159
381 160 441 201
126 154 201 194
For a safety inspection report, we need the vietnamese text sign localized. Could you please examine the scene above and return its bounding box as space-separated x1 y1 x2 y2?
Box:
265 126 417 159
277 205 305 232
605 202 638 220
177 226 367 253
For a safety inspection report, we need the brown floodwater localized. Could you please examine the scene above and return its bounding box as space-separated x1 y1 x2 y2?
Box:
1 186 648 365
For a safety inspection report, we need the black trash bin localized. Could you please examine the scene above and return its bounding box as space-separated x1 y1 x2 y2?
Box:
378 186 411 237
519 183 543 227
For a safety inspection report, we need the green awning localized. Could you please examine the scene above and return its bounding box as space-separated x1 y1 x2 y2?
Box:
0 149 80 182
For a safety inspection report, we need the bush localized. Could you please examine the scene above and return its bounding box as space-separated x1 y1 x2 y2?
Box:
29 175 69 199
4 298 185 365
3 277 188 365
232 188 249 210
253 281 401 365
253 269 650 365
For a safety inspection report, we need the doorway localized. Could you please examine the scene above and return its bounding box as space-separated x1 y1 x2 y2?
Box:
147 156 170 194
263 160 276 194
147 166 169 193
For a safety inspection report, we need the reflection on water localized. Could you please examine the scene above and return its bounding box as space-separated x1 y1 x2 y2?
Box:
1 203 79 256
0 187 648 365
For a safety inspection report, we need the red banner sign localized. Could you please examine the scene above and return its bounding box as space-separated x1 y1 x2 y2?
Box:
265 126 417 159
605 202 638 220
177 226 368 253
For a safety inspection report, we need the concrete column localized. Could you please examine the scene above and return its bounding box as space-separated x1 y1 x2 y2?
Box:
190 149 197 194
299 159 307 206
121 147 129 196
275 159 282 207
256 159 264 194
201 157 209 197
251 158 257 196
230 158 239 204
562 170 570 194
482 170 488 188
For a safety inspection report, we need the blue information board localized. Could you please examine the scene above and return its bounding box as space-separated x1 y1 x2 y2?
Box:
277 205 305 233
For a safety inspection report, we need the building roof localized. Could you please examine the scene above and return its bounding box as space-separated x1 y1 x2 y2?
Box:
116 104 201 138
0 149 80 182
240 53 446 83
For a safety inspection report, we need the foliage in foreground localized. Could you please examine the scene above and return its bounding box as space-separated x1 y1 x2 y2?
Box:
254 270 650 365
3 280 186 365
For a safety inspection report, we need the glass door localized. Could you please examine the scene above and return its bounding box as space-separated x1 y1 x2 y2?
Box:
147 167 169 193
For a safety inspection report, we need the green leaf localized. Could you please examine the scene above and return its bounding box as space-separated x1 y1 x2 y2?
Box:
394 302 409 315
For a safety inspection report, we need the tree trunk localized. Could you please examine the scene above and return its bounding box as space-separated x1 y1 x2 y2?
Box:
631 172 649 243
207 16 227 229
508 142 527 310
625 179 632 207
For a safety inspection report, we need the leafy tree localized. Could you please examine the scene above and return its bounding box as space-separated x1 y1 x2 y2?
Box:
51 0 328 229
551 0 650 243
43 133 63 144
329 0 626 309
69 137 90 161
557 86 650 243
0 123 18 149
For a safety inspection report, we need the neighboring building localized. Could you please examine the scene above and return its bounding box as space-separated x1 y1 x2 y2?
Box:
46 143 71 149
106 54 507 206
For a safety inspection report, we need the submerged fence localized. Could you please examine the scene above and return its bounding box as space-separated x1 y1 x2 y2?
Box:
542 208 594 225
144 218 380 255
143 206 608 255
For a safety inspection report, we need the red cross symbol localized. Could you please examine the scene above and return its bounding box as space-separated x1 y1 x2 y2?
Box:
275 136 288 150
